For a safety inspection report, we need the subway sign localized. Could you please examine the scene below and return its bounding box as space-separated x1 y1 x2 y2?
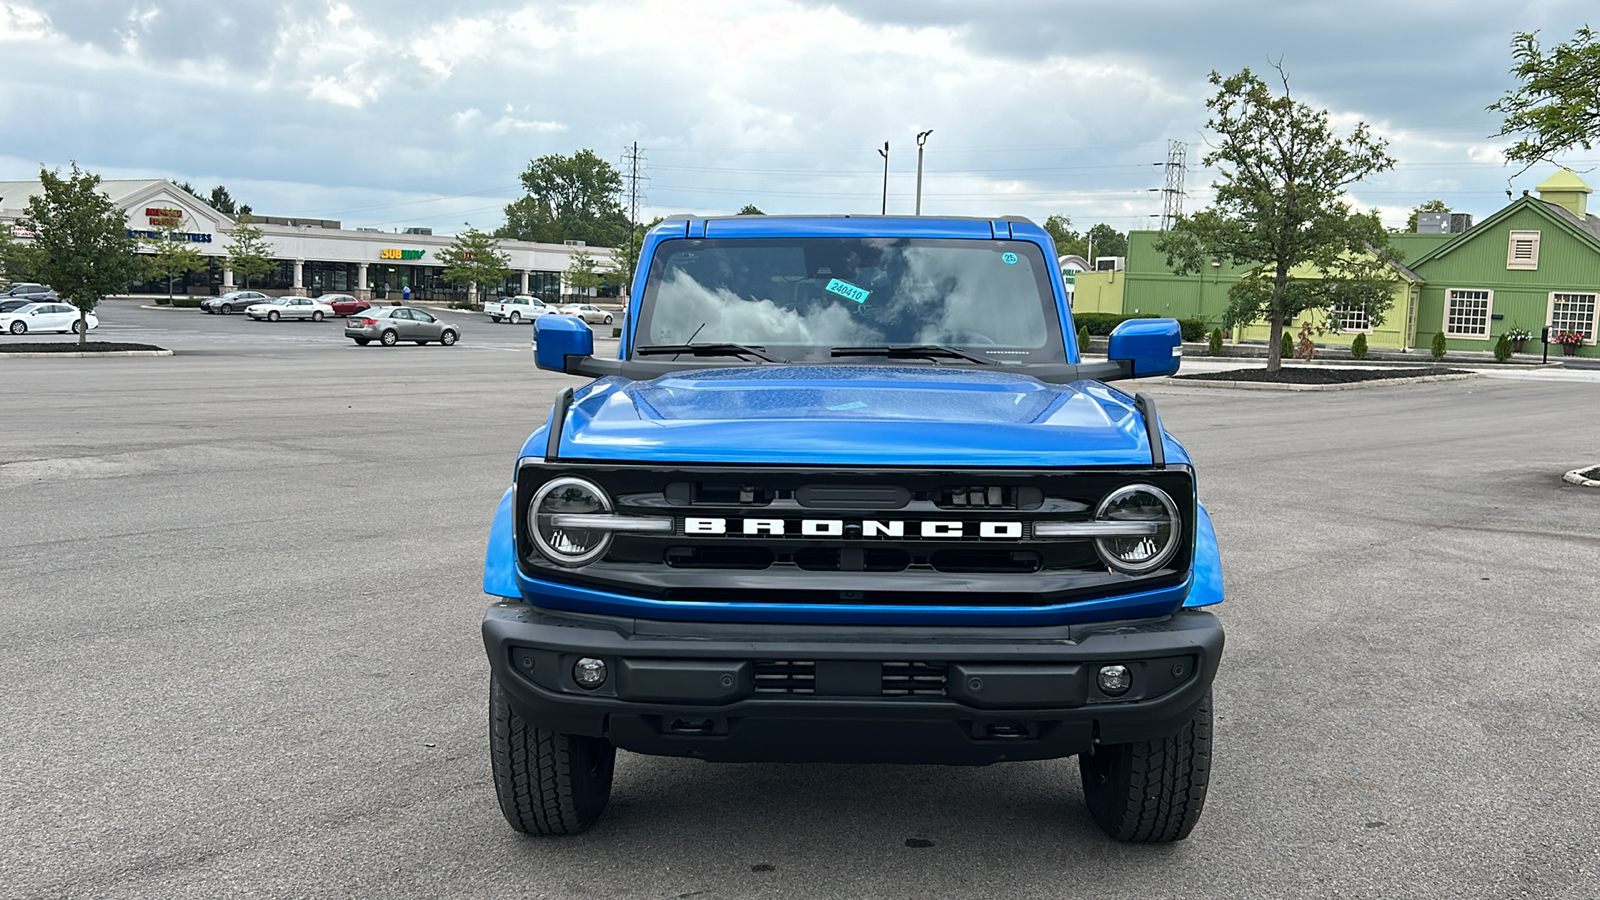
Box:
380 248 425 260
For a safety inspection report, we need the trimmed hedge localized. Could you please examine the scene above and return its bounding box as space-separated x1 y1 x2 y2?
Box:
169 297 203 308
1071 313 1208 342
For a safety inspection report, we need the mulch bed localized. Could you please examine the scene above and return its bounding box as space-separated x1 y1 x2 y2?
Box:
0 342 167 353
1175 366 1470 385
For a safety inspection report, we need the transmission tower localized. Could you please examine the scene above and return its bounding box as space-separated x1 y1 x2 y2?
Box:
1159 140 1186 231
621 142 648 234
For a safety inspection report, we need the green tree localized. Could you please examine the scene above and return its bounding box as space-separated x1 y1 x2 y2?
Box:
436 224 511 307
1153 65 1400 373
141 211 208 302
1043 214 1085 257
1490 26 1600 167
1086 223 1128 260
497 149 630 247
566 249 603 299
1405 199 1450 232
1431 330 1447 360
224 223 275 289
738 204 765 215
21 162 143 345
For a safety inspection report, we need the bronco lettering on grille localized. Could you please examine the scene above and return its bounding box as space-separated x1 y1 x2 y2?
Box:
681 518 1024 539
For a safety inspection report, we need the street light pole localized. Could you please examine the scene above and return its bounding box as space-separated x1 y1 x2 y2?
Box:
914 129 932 215
877 142 889 215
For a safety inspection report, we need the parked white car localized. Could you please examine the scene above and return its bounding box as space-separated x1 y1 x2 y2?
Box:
1 302 97 335
484 295 552 324
246 296 335 322
559 303 614 325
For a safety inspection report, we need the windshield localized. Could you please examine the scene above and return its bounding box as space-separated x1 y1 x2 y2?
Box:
633 237 1065 364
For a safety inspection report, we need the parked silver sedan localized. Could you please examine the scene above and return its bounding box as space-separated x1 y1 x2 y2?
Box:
344 305 461 346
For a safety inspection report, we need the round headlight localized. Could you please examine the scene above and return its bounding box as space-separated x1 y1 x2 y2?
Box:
1093 484 1181 574
529 476 613 567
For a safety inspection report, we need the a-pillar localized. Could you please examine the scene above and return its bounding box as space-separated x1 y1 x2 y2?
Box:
292 260 304 290
357 263 369 300
519 270 529 294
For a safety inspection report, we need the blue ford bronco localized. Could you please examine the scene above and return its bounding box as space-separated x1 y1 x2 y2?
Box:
482 215 1224 842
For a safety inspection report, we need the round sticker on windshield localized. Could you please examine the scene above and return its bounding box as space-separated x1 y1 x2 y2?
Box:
1002 252 1018 265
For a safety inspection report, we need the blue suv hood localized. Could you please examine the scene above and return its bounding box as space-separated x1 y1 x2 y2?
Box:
534 365 1178 468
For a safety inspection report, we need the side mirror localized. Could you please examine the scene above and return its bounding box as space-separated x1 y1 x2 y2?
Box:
535 314 594 373
1107 318 1182 378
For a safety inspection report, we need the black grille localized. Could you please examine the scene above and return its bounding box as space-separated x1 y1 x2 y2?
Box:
881 662 949 696
516 464 1194 608
753 660 815 694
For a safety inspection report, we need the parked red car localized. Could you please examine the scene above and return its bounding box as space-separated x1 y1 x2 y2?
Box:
320 294 371 317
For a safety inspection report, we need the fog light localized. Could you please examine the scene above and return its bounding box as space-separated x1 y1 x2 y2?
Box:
1097 664 1132 696
573 657 608 689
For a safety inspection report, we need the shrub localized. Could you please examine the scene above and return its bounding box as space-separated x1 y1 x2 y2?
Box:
1077 324 1091 349
1350 332 1369 360
1431 331 1447 360
1280 332 1294 359
1207 327 1224 356
1072 312 1158 335
169 297 203 308
1178 318 1208 342
1493 333 1512 362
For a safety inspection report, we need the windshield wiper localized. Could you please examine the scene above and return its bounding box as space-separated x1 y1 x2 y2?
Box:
635 343 783 363
830 345 997 365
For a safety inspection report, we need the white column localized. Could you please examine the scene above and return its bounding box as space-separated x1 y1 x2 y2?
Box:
357 263 369 299
222 268 234 288
520 270 529 293
292 260 304 289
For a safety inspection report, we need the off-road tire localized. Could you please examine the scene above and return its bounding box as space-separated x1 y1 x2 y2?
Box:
1079 691 1212 842
441 330 458 346
380 329 398 346
489 675 615 835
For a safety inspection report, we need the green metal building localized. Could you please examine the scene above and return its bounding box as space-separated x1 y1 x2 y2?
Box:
1075 169 1600 358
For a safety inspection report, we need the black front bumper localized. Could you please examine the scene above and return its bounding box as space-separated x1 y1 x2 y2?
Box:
483 603 1223 766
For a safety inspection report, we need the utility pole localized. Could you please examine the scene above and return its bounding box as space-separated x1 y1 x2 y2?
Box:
877 142 889 215
914 130 932 215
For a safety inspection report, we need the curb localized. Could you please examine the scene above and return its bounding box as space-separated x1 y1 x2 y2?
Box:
0 349 173 358
1563 466 1600 488
1152 373 1480 391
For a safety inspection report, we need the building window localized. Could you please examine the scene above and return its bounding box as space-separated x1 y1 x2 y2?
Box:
1506 230 1540 270
1443 289 1493 338
1330 302 1373 334
1549 292 1598 342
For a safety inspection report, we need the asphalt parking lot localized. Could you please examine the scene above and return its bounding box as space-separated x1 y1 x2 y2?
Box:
2 301 1598 899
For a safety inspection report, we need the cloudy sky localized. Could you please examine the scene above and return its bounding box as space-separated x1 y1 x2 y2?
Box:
1 1 1595 237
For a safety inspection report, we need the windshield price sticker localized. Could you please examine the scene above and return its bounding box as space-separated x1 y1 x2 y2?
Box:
825 278 872 304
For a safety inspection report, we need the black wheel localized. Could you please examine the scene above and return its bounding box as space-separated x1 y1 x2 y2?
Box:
10 320 26 335
441 330 458 346
312 310 324 322
221 304 234 314
489 675 614 835
1079 691 1212 843
267 310 280 322
380 329 398 346
71 320 83 334
510 311 521 324
414 340 428 345
603 314 613 325
490 316 502 323
353 337 370 346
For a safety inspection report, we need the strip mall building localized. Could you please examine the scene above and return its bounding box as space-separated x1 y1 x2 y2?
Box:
0 178 616 302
